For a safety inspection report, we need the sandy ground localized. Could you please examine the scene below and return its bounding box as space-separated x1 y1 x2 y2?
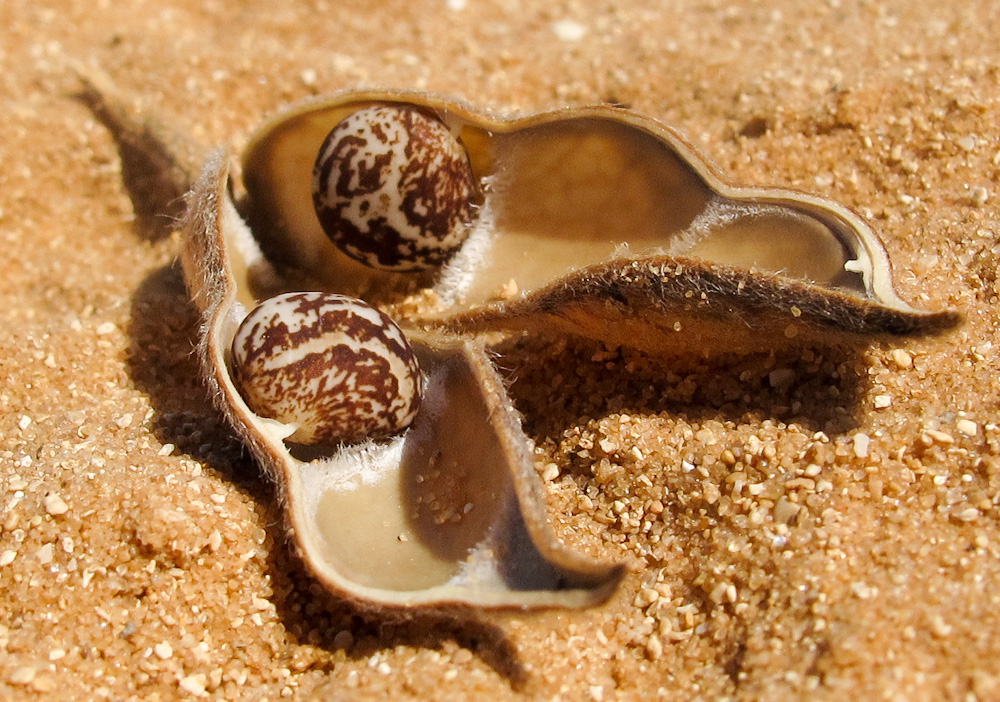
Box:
3 0 1000 700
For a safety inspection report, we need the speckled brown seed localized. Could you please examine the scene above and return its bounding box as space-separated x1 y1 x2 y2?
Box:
230 292 423 446
312 104 479 272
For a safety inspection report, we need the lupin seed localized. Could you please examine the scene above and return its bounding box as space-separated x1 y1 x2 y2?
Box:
230 292 423 446
312 104 479 272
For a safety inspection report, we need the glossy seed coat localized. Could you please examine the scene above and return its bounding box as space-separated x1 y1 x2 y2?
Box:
230 292 423 446
312 104 479 272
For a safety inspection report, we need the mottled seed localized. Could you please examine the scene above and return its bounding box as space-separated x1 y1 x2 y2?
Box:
312 104 479 271
231 292 423 446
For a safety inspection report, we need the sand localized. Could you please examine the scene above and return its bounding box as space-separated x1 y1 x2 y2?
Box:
2 0 1000 700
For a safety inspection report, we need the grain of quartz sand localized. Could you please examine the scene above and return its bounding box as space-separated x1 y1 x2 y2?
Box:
3 1 1000 701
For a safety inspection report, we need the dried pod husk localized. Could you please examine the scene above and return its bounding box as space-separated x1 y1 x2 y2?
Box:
89 76 958 612
182 151 624 609
239 90 958 354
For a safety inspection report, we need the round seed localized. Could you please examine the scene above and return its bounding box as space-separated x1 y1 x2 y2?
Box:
312 104 478 272
231 292 423 446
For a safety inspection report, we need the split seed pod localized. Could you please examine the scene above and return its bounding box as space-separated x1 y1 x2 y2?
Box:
81 71 955 612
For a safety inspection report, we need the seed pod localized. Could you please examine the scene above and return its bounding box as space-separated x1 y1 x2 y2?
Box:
312 104 479 272
230 291 422 446
162 87 954 611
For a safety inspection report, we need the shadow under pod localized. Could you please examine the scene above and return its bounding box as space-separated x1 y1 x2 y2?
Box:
74 83 192 242
495 333 874 445
124 261 259 485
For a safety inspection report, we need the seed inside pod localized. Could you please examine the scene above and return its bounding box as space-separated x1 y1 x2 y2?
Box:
312 103 479 272
230 292 423 446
